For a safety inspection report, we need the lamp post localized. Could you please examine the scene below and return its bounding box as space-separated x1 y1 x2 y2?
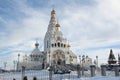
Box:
78 55 81 78
17 53 20 71
4 62 7 70
79 55 81 65
82 55 85 76
96 56 98 68
13 60 17 71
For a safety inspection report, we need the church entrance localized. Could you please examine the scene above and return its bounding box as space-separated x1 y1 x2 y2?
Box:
57 59 62 65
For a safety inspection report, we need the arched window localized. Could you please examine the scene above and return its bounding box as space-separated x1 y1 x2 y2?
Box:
64 44 66 48
52 44 54 47
55 43 56 47
58 42 60 47
61 43 63 47
47 41 49 48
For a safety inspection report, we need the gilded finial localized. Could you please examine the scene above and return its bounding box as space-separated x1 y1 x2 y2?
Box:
51 9 56 15
35 41 39 48
56 20 60 27
67 41 71 48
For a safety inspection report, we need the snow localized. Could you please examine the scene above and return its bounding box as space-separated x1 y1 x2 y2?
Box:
74 76 120 80
0 70 120 80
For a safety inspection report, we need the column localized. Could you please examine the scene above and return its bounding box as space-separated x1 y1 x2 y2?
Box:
90 65 96 77
114 65 119 76
101 65 106 76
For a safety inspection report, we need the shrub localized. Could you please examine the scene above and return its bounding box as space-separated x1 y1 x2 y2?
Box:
23 76 27 80
33 76 37 80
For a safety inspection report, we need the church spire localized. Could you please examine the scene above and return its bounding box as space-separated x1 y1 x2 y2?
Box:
108 49 117 65
108 49 116 60
50 9 57 25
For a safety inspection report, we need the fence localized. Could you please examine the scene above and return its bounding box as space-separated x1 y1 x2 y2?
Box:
0 65 120 80
0 70 78 80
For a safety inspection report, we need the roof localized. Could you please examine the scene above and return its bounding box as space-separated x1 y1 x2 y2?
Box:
69 50 77 57
31 48 43 55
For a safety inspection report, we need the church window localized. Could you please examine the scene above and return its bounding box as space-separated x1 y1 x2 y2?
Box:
47 41 49 48
55 43 56 47
61 43 63 47
64 44 66 48
52 44 54 47
30 55 32 57
67 52 69 54
58 42 60 47
34 58 39 61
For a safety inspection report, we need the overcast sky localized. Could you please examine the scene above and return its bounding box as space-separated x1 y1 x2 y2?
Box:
0 0 120 69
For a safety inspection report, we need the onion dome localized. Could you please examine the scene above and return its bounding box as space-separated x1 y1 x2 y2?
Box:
51 9 56 15
56 23 60 27
35 41 39 48
31 41 43 56
67 43 71 48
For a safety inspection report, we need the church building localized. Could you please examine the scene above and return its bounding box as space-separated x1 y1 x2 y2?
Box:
18 9 77 70
44 9 77 65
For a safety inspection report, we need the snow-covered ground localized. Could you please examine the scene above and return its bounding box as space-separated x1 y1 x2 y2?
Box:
0 70 120 80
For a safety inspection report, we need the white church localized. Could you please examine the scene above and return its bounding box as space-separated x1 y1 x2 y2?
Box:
18 9 92 70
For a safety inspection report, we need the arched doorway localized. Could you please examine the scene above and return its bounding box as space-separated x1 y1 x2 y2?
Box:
57 59 62 65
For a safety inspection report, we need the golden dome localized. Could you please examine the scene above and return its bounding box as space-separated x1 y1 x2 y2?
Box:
35 41 39 48
67 43 71 48
56 23 60 27
51 9 56 15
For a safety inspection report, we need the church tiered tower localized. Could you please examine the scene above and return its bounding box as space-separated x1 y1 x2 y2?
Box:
18 9 77 70
44 10 77 65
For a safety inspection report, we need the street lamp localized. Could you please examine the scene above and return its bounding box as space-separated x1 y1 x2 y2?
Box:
4 62 7 70
79 55 81 65
96 56 98 67
13 60 17 71
17 53 20 71
82 55 85 76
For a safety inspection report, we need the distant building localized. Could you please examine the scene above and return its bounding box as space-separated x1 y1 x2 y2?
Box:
82 55 92 69
18 42 45 70
118 54 120 65
106 49 119 70
108 49 117 65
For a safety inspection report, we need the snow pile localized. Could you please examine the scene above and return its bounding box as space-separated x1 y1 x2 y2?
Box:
73 76 120 80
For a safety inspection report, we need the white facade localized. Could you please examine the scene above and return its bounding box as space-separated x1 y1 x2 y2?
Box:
19 42 45 70
19 9 78 70
44 10 77 65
